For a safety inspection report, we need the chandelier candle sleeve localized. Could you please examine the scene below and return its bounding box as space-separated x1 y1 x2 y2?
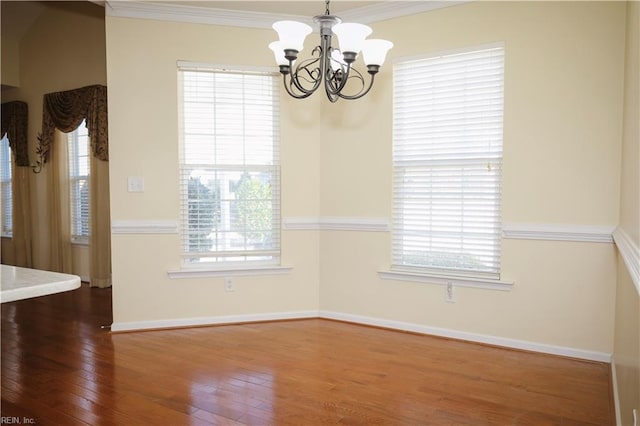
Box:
269 1 393 102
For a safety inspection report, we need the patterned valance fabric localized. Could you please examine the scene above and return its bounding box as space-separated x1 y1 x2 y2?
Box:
1 101 29 167
40 85 108 163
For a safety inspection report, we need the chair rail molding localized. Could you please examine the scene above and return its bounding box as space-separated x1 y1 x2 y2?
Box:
612 227 640 295
283 217 390 232
502 223 616 243
111 220 178 235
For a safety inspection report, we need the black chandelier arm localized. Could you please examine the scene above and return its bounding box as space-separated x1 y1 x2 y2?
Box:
337 72 376 100
318 36 349 99
325 89 340 103
324 64 352 96
282 45 326 98
282 74 315 99
337 71 375 100
290 59 322 94
326 64 375 100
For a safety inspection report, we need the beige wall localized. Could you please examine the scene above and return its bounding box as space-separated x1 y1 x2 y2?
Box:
105 17 322 324
319 1 623 354
105 1 626 358
0 0 632 415
1 2 106 279
618 2 640 243
1 35 21 88
613 1 640 424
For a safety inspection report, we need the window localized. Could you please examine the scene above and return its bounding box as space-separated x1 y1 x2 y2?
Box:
1 134 12 237
178 64 280 267
392 44 505 279
68 120 90 244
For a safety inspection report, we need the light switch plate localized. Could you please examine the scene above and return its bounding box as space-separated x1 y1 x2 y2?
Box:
127 176 144 193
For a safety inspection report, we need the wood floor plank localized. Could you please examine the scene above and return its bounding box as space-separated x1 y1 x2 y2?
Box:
2 284 615 425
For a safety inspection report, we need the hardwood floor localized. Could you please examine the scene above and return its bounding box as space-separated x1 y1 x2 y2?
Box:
2 284 615 425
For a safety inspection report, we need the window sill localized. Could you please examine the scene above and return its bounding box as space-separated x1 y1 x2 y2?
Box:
168 265 292 279
378 269 514 291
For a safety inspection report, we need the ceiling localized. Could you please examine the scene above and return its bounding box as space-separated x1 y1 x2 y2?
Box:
1 1 46 42
1 1 104 42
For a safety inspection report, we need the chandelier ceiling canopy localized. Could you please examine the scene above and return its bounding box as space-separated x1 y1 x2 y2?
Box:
269 0 393 102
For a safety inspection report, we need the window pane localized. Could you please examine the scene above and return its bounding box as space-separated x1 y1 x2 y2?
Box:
0 134 12 236
393 44 504 277
68 121 90 242
179 67 280 266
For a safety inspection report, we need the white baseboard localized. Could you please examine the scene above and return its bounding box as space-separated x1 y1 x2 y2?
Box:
112 309 611 363
319 310 612 363
111 310 318 332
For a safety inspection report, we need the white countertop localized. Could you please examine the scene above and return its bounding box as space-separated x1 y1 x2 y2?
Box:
1 265 81 303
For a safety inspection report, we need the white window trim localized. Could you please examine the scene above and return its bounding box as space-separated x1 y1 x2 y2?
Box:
378 269 514 291
167 265 292 279
177 60 277 75
177 61 282 268
391 42 505 279
393 41 505 66
71 237 89 246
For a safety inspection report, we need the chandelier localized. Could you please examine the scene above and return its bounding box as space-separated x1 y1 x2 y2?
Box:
268 0 393 102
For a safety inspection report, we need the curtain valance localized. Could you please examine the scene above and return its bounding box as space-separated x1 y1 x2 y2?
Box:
40 85 108 163
1 101 29 167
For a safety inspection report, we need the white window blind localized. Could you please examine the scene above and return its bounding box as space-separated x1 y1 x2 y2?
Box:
392 44 505 278
68 120 90 244
178 65 280 266
1 134 12 237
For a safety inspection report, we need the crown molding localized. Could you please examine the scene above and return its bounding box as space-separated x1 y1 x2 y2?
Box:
105 1 304 29
339 1 470 24
105 1 468 29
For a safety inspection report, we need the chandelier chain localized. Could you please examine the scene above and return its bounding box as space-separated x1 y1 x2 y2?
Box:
325 0 330 16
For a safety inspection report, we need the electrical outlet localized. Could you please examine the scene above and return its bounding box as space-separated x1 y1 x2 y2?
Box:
445 282 456 303
224 277 235 292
